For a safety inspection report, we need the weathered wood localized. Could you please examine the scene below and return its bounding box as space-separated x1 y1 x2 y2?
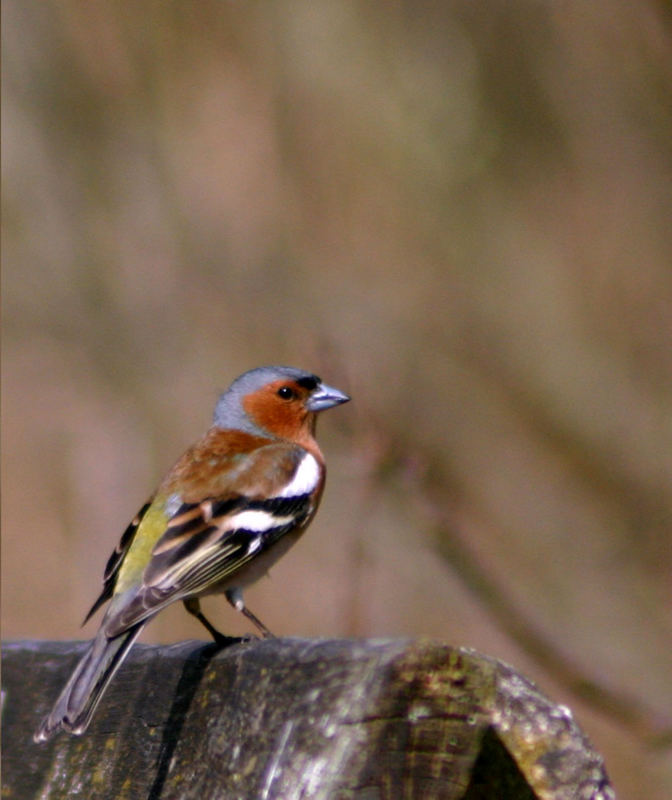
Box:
2 639 614 799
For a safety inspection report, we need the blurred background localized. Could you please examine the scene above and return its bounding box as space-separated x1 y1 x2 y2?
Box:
2 1 671 796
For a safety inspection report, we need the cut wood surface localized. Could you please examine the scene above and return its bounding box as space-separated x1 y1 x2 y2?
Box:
2 639 615 799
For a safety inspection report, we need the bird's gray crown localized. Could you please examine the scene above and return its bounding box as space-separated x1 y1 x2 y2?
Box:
213 366 320 432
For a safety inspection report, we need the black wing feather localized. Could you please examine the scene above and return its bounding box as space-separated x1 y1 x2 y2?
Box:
107 493 312 634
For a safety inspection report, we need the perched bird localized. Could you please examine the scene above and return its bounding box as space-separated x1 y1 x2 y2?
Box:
34 366 350 742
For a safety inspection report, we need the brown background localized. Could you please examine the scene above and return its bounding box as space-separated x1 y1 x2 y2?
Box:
2 2 671 797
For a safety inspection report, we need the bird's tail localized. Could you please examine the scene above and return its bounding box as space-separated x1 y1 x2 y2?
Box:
34 622 145 742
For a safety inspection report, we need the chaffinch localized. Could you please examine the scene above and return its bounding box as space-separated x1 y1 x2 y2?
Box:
35 366 350 741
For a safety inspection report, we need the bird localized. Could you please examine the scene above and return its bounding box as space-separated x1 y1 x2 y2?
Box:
34 365 350 742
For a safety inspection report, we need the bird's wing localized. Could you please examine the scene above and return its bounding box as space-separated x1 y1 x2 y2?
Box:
83 498 154 624
103 442 321 636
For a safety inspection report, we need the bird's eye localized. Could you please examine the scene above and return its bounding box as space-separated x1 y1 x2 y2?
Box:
277 386 295 400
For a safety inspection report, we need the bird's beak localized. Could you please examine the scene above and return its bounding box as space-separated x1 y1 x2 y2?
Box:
306 383 351 412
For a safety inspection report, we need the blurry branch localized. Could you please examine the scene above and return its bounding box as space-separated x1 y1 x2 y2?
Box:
355 422 672 749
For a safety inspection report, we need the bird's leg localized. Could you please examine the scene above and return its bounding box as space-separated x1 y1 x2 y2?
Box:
225 588 275 638
183 597 245 646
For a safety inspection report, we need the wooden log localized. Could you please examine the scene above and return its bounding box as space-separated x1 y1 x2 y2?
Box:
2 638 615 799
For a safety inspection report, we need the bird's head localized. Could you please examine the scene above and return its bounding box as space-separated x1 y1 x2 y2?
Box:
214 366 350 442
